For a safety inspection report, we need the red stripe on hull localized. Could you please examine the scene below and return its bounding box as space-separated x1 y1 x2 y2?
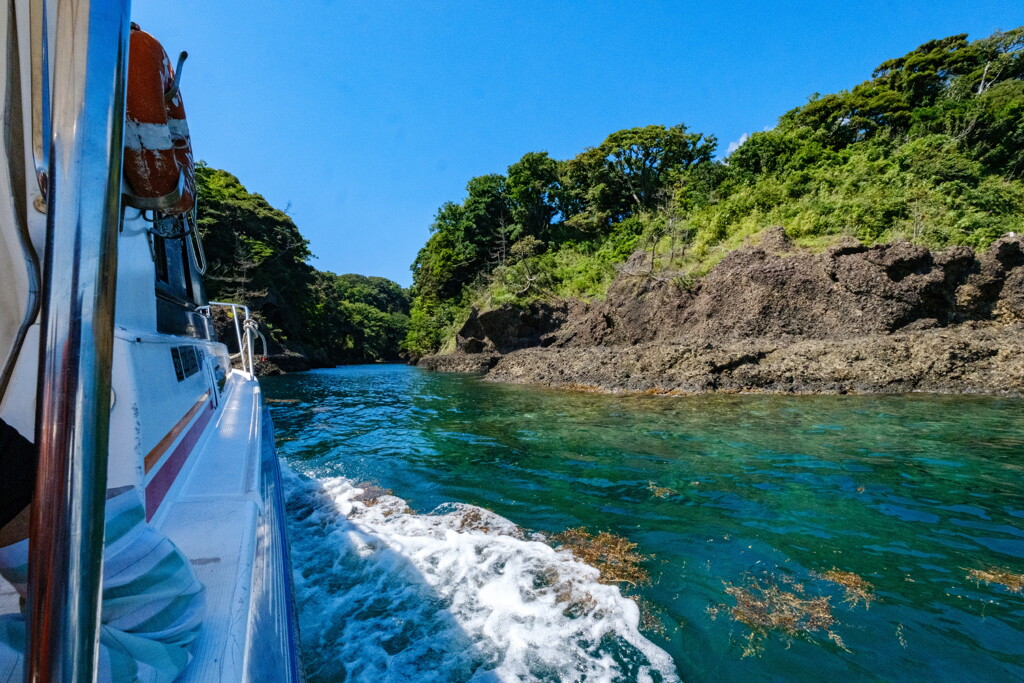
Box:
144 391 211 473
145 400 214 520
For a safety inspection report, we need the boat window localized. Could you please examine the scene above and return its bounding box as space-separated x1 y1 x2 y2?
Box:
154 234 190 305
170 345 202 381
151 213 212 339
154 236 169 283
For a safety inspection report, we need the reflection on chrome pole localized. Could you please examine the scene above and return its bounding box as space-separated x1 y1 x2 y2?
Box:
27 0 130 681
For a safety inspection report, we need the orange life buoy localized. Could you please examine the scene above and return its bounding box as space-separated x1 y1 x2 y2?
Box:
124 24 194 215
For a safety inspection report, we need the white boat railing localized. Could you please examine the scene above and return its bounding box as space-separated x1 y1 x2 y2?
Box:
199 301 268 378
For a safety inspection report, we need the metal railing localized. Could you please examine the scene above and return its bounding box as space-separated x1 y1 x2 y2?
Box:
199 302 268 378
27 1 132 682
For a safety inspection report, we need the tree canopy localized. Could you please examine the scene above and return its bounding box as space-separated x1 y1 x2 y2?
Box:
404 27 1024 357
196 165 410 364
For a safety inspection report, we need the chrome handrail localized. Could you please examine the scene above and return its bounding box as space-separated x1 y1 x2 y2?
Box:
199 301 263 378
163 50 187 103
27 2 131 682
186 205 207 274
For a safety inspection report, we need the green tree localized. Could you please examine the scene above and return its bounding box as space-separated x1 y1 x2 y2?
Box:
462 174 514 266
411 202 476 301
195 164 313 342
506 151 561 243
197 165 411 364
333 273 410 314
559 124 716 231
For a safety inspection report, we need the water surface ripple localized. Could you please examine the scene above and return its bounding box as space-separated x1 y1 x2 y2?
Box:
266 365 1024 682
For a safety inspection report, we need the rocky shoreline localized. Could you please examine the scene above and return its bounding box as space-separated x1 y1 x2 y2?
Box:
418 229 1024 396
483 325 1024 395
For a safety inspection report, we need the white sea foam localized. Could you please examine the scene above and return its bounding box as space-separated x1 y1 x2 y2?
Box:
283 467 680 683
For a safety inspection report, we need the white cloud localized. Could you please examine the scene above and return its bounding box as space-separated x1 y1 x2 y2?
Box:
725 132 749 156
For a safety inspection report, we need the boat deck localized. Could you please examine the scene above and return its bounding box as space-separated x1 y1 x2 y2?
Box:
155 371 265 682
0 370 268 681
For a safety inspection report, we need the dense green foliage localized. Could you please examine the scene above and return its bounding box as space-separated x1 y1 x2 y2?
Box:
196 165 410 363
405 28 1024 356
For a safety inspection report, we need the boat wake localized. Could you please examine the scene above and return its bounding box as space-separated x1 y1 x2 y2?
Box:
282 467 680 682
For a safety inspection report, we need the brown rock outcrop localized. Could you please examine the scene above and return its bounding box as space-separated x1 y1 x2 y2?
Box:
420 230 1024 396
486 326 1024 395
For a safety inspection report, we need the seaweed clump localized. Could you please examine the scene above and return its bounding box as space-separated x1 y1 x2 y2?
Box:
532 567 600 619
816 569 876 607
550 527 650 587
708 575 846 657
352 482 394 506
455 507 493 533
647 482 678 498
350 482 414 516
968 567 1024 593
450 506 526 539
634 596 671 637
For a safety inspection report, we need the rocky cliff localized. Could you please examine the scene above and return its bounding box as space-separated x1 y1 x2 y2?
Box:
418 229 1024 395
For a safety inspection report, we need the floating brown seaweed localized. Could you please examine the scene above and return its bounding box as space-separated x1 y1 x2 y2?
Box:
708 575 846 657
647 481 678 498
352 482 394 506
967 567 1024 593
634 596 671 637
550 527 650 587
816 568 876 607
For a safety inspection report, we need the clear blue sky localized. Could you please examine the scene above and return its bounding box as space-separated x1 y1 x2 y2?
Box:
131 1 1022 287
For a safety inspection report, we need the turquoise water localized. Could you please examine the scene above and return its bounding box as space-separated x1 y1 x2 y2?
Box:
265 364 1024 682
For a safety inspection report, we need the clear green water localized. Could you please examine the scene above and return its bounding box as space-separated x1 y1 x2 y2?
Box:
265 364 1024 682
